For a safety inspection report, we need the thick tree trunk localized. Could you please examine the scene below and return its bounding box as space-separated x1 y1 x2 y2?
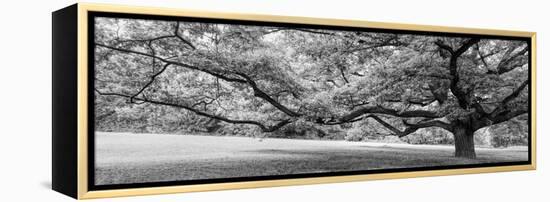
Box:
452 126 476 159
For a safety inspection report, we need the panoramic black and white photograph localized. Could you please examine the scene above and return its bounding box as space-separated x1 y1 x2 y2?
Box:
93 16 530 186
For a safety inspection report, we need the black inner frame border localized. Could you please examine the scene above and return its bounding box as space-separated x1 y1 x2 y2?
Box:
87 11 533 191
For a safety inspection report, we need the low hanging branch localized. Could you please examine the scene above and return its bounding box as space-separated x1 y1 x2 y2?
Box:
338 105 444 123
98 30 449 135
95 89 291 132
385 97 438 107
364 115 451 137
97 41 448 134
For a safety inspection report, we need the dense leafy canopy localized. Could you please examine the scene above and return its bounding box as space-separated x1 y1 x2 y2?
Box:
94 17 529 156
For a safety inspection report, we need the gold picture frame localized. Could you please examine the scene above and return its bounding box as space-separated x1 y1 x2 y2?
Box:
52 3 536 199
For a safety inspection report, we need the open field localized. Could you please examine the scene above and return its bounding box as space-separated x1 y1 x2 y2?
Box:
95 132 528 185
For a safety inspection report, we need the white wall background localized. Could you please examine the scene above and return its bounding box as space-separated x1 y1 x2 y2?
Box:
0 0 546 201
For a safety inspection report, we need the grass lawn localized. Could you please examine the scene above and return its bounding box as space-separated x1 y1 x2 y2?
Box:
95 132 528 185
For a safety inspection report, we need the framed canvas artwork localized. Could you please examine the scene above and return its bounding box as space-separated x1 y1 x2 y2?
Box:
52 3 536 199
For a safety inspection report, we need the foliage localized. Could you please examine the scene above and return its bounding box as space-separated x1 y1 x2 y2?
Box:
478 116 529 148
94 17 530 155
402 128 455 145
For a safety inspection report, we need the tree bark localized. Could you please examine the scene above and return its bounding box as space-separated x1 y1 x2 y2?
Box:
452 126 476 159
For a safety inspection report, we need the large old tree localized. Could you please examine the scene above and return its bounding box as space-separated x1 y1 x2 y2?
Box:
95 18 530 158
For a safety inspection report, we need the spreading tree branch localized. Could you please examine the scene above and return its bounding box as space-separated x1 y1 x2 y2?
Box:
96 43 246 84
95 89 291 132
292 28 336 36
435 38 480 110
174 22 196 50
490 108 528 125
97 43 301 118
112 22 195 51
130 63 171 103
489 79 529 119
234 72 301 117
501 80 529 105
489 45 528 75
475 44 490 68
365 115 451 137
336 105 444 124
385 97 437 107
